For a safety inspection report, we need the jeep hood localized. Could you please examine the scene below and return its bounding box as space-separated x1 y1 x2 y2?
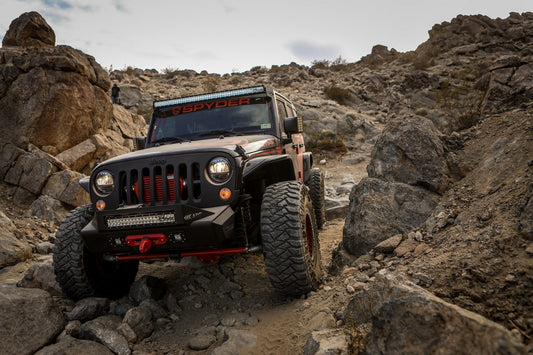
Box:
97 135 282 167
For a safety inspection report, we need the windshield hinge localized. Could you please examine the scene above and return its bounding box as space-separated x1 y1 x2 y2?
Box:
235 144 247 159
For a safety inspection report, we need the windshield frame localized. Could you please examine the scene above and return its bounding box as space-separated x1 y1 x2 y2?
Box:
146 94 275 147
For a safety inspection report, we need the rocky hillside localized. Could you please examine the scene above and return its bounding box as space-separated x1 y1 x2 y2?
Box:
0 10 531 355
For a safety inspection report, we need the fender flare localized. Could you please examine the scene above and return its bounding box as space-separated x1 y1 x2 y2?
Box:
79 176 90 193
303 152 313 183
243 154 296 181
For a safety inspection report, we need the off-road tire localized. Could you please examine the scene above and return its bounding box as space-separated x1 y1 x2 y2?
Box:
53 204 138 300
307 168 326 229
261 181 322 296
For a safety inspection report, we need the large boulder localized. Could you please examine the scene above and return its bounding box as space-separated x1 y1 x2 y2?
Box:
35 336 114 355
2 11 55 48
367 115 451 194
342 273 525 354
0 284 66 355
342 178 439 257
0 60 112 151
0 13 112 152
0 211 32 267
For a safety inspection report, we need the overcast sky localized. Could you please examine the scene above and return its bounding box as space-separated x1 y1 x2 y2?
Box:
1 0 531 74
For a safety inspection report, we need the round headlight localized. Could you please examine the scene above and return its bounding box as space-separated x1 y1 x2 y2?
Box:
207 157 231 183
94 170 114 195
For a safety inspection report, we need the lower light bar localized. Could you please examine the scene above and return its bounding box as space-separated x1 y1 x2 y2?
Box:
154 86 266 108
106 212 175 229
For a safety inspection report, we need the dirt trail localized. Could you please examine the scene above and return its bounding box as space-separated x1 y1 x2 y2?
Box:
130 158 358 354
131 208 348 354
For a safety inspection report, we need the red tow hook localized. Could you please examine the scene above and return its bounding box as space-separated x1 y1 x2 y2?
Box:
125 233 167 253
139 238 152 253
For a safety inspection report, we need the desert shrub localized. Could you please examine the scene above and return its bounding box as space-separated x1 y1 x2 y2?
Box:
413 53 434 70
311 60 330 70
162 67 180 78
229 75 242 85
324 84 353 105
203 76 220 92
311 56 350 71
434 67 484 131
344 315 369 355
306 132 347 154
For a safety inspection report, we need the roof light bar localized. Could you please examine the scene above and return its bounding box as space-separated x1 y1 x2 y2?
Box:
154 86 266 108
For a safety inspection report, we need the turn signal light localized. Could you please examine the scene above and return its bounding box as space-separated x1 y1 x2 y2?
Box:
219 188 231 200
96 200 106 211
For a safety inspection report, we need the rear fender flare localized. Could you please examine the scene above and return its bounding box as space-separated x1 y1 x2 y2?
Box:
303 152 313 183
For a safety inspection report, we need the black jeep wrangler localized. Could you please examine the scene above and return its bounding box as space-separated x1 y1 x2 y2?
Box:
53 85 325 300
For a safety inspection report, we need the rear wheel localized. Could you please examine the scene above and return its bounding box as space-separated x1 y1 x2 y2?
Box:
261 181 322 296
53 204 138 300
307 168 326 229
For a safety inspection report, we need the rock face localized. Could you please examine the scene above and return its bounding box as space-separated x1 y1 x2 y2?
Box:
341 115 447 257
342 273 525 354
0 284 66 355
0 12 146 223
0 211 32 267
367 116 451 194
1 11 55 48
0 44 112 151
342 178 439 257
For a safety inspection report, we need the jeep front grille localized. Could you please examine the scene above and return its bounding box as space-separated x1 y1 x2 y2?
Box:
119 162 202 206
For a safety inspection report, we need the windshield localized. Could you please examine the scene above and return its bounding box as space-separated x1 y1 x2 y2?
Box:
149 96 273 145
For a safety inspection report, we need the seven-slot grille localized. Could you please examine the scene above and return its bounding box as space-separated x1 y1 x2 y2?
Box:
118 162 202 206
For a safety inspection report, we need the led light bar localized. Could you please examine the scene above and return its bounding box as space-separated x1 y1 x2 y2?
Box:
154 86 266 108
106 212 175 229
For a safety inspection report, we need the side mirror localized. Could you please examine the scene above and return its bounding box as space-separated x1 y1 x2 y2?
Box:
134 137 146 150
283 116 303 135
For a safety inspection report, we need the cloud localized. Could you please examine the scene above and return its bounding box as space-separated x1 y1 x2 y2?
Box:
288 40 340 62
220 0 238 14
41 9 68 23
41 0 72 9
113 0 128 13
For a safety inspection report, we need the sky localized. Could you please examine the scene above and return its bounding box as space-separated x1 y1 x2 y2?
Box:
1 0 531 74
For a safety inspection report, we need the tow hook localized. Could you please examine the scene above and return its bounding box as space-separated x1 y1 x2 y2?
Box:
125 233 168 253
139 238 152 253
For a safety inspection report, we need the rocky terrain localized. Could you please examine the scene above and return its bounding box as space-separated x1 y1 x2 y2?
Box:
0 10 532 355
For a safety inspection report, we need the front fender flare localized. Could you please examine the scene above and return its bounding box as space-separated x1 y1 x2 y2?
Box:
243 154 296 181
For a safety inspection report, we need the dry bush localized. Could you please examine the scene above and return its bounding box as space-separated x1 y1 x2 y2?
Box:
162 67 180 78
324 84 353 105
203 76 220 92
435 67 484 131
306 131 347 154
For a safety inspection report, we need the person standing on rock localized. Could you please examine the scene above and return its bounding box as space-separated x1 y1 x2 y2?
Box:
111 83 120 104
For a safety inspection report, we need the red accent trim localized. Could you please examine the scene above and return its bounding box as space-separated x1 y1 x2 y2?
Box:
114 247 248 261
249 148 283 158
126 234 168 247
181 247 246 257
117 253 170 261
134 174 178 203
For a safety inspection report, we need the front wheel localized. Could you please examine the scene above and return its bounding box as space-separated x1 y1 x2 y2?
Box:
261 181 322 296
53 204 138 300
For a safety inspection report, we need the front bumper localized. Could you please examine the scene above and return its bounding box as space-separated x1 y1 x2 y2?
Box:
81 204 235 254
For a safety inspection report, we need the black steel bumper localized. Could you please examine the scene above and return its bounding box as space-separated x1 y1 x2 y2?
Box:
81 204 235 254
